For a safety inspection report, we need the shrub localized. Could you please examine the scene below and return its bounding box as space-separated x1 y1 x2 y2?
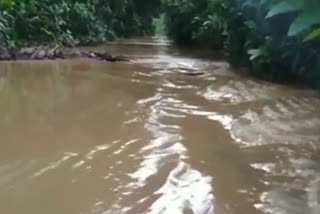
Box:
0 0 161 47
162 0 320 86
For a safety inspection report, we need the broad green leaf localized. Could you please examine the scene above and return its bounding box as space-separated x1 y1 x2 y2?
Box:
248 49 263 61
288 10 320 36
0 23 5 30
248 49 262 55
266 1 303 18
303 28 320 42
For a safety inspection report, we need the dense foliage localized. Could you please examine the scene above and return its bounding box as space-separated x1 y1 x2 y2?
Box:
0 0 160 47
163 0 320 86
1 0 320 86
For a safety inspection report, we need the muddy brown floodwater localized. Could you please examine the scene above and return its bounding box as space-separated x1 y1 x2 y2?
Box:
0 37 320 214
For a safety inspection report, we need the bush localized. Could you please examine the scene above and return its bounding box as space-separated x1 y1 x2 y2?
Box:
0 10 14 48
162 0 320 86
0 0 161 47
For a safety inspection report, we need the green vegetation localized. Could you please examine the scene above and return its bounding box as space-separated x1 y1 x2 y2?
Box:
0 0 160 47
162 0 320 86
1 0 320 86
153 14 166 35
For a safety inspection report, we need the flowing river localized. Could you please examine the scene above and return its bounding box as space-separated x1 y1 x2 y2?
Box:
0 37 320 214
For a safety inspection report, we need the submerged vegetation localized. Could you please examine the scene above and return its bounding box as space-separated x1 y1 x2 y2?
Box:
1 0 320 86
162 0 320 86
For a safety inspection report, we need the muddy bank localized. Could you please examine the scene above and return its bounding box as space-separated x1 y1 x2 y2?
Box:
0 45 130 62
0 45 207 76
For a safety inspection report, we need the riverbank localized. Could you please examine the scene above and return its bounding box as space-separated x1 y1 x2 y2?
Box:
0 45 130 62
0 0 160 51
162 0 320 88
